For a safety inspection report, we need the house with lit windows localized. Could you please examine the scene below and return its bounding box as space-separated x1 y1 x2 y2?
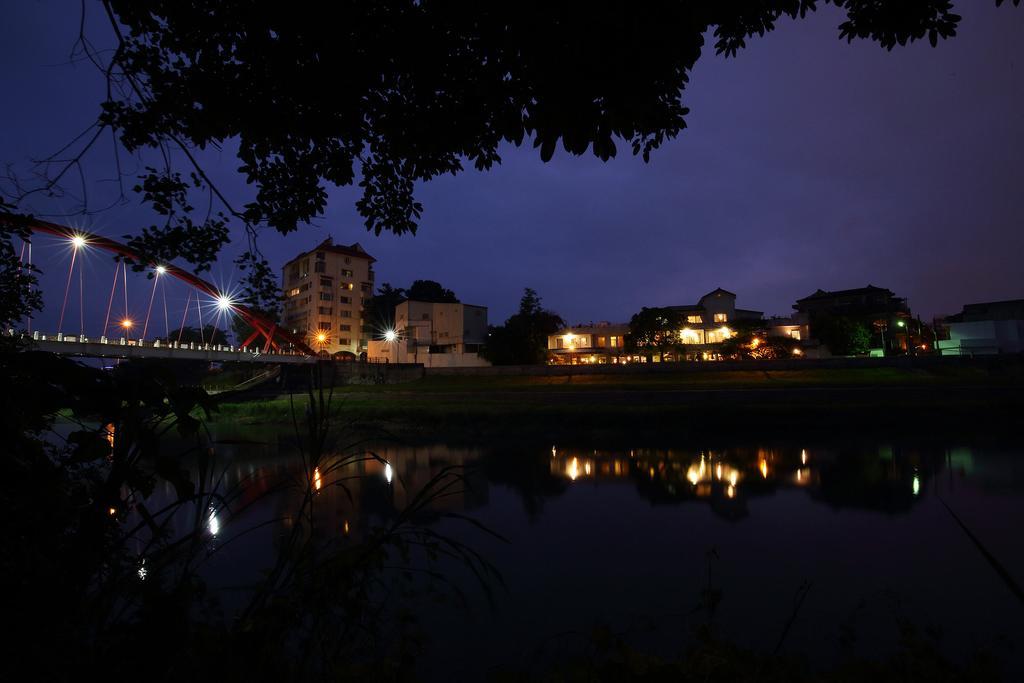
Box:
281 237 375 356
547 322 630 364
666 288 764 358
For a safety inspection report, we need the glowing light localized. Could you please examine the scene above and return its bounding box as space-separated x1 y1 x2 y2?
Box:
584 461 592 476
726 485 736 499
215 295 233 312
801 449 808 465
137 559 148 581
687 468 699 485
797 468 803 482
208 511 220 536
568 457 580 481
343 520 350 535
313 466 322 491
108 507 117 516
71 235 86 249
750 337 761 348
760 459 769 479
716 463 723 480
384 462 393 484
912 475 920 496
155 265 167 275
729 471 738 487
120 318 133 329
315 332 328 344
384 329 398 342
551 445 557 458
792 347 803 356
897 320 906 328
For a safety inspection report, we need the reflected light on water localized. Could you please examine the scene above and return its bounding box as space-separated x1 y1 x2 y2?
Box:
760 458 769 479
568 457 580 481
913 474 921 496
385 462 393 484
313 466 322 492
801 449 808 465
208 510 220 536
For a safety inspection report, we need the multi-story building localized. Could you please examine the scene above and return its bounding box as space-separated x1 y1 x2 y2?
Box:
367 300 490 367
281 237 375 356
667 287 764 347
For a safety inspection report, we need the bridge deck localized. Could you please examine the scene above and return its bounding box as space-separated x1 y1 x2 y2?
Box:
11 332 315 364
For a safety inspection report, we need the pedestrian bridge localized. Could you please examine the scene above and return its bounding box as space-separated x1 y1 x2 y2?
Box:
11 331 315 364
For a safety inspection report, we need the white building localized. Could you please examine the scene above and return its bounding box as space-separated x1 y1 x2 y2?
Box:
367 300 490 367
937 299 1024 356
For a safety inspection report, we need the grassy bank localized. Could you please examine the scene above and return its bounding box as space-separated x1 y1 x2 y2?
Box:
211 365 1024 441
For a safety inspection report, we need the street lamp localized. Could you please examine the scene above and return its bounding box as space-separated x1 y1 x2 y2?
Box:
121 318 133 342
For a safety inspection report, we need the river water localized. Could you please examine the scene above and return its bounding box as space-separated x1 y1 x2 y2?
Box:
150 426 1024 679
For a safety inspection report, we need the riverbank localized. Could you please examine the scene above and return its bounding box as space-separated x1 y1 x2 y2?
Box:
212 365 1024 441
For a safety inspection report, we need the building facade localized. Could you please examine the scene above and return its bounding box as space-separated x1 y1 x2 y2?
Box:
367 300 490 367
667 288 764 349
281 238 375 356
547 322 630 364
937 299 1024 355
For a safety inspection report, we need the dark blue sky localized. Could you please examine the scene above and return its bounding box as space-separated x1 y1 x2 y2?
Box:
3 1 1023 334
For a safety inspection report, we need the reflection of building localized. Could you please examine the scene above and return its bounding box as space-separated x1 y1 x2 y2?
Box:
281 237 375 356
936 299 1024 356
546 444 930 520
547 322 630 364
367 300 490 367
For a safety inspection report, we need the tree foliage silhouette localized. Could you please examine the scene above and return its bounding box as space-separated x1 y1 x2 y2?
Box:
3 1 1020 311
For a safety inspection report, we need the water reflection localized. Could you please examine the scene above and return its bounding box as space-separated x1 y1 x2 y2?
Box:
542 444 941 520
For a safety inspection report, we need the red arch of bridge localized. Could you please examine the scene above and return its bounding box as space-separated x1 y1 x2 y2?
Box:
10 214 315 356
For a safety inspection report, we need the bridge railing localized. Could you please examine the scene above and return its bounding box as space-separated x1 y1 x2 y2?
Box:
5 329 311 358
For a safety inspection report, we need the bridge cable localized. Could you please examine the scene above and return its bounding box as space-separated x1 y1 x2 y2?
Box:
103 260 120 336
57 244 78 333
141 272 158 340
177 290 192 344
195 293 205 344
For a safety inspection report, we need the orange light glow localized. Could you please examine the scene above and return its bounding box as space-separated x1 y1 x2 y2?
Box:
313 466 322 491
121 318 133 329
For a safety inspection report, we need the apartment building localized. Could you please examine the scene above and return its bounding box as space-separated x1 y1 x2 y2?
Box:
281 237 375 356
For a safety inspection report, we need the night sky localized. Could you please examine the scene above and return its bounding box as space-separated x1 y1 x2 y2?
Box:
3 2 1023 335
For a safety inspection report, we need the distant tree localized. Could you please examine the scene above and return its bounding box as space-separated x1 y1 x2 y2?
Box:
483 288 564 365
812 315 871 356
363 282 408 336
628 307 684 361
0 204 41 331
720 329 799 360
405 280 459 304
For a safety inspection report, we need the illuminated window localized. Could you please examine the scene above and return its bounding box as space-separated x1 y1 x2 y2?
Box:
610 336 620 348
687 315 702 324
789 330 801 340
342 282 354 291
714 313 728 323
341 269 354 277
596 336 606 347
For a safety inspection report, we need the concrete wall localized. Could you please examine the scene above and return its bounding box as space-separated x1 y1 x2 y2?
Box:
425 354 1016 377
